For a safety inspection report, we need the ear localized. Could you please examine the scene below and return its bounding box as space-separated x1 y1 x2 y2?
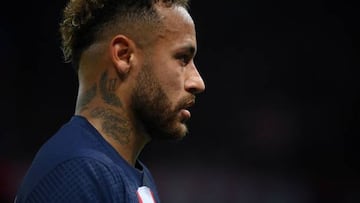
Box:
110 35 134 75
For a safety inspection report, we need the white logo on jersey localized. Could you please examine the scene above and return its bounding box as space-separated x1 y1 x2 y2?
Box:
136 186 156 203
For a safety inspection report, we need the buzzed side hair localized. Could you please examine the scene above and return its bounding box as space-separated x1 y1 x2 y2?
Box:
59 0 189 70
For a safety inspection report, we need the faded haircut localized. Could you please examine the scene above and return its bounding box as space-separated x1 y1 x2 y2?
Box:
59 0 189 70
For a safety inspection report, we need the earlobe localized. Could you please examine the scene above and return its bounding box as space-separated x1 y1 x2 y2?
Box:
111 35 133 75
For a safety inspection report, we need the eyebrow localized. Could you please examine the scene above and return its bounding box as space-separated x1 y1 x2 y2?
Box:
179 44 196 56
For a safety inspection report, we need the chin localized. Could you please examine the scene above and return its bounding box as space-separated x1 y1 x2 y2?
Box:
171 123 188 140
153 122 188 141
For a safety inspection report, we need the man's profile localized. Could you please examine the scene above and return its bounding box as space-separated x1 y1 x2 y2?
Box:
15 0 205 202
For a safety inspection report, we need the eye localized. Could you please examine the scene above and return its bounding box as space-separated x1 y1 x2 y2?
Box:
176 54 191 66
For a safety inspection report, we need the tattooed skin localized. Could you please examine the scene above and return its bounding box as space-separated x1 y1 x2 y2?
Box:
90 107 131 145
76 83 97 112
100 71 122 107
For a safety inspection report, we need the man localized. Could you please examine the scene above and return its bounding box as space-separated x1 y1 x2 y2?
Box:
15 0 205 202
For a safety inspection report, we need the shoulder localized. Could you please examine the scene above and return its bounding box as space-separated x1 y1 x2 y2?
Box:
17 156 127 203
44 156 123 189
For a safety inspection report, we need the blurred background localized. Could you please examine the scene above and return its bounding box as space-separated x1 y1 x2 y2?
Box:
1 0 359 202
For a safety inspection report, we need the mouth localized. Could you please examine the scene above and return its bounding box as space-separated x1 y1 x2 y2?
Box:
179 98 195 122
179 109 191 123
184 99 195 109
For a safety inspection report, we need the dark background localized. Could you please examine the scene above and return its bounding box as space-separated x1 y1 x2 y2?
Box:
1 0 359 202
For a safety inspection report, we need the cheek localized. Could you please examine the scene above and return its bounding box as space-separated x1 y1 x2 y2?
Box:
159 69 184 97
150 59 185 99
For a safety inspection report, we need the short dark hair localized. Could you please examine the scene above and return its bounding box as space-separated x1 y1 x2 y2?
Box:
59 0 189 70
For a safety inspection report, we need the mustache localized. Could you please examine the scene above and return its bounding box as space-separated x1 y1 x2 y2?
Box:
175 95 196 111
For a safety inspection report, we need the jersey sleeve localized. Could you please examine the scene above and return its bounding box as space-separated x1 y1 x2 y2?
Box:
20 158 126 203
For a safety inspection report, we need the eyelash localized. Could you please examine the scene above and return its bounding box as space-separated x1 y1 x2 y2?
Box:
177 55 191 66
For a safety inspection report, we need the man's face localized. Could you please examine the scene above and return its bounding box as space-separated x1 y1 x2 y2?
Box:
131 6 205 140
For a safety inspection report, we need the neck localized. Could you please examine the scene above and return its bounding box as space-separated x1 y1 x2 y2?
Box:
75 70 150 166
77 102 150 166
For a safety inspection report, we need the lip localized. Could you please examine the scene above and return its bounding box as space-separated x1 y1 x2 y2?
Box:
180 109 191 122
179 99 195 122
183 99 195 109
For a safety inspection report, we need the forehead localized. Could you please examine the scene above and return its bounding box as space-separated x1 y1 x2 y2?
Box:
162 6 194 26
155 5 196 49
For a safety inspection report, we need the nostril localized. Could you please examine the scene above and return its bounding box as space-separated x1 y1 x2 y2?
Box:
188 87 199 94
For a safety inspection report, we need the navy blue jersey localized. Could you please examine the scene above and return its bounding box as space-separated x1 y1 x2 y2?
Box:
15 116 160 203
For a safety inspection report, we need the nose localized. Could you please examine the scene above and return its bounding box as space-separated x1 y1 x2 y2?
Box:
185 64 205 94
